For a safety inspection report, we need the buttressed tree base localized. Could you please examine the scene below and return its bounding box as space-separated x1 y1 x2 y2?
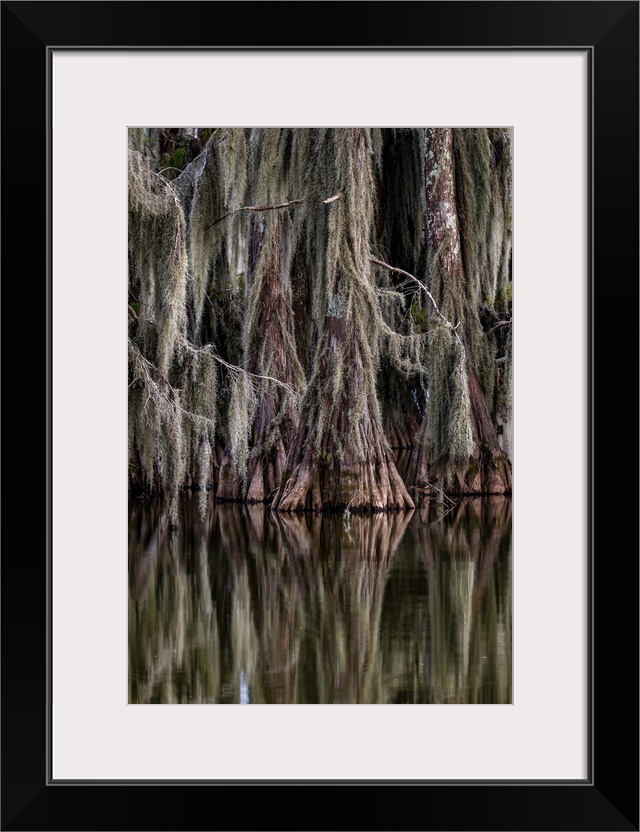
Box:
128 127 512 525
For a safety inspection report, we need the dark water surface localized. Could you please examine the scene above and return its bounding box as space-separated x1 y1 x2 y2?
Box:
129 496 511 704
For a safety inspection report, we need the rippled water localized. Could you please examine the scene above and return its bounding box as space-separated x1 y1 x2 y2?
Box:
128 496 511 704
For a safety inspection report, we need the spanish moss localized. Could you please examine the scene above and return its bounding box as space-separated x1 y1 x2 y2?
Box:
128 126 512 522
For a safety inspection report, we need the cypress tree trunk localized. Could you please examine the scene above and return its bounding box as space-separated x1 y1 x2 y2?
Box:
405 411 431 500
418 128 511 497
376 128 426 451
128 127 512 523
467 370 512 494
273 129 414 512
217 213 303 502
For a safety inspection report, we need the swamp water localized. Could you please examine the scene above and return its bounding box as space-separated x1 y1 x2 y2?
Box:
129 496 511 704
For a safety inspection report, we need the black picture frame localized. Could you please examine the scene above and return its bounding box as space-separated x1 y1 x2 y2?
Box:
2 2 638 830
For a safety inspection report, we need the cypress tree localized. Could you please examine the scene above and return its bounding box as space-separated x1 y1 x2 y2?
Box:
128 126 512 522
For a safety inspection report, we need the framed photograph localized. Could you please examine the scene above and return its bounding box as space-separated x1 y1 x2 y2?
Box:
3 2 637 830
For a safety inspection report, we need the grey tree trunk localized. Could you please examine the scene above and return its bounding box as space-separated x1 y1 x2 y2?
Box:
412 128 511 499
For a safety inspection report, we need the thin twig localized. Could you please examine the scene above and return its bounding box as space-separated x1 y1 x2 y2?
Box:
212 354 298 399
485 319 512 336
186 342 299 399
185 271 218 314
151 170 182 212
428 502 458 525
410 482 457 506
426 482 457 505
370 257 463 345
204 199 304 232
128 340 214 427
204 191 342 232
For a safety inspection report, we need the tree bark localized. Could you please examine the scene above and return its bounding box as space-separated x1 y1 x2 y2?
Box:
466 370 511 494
425 128 466 303
272 129 414 512
416 128 511 497
405 411 431 502
217 214 302 503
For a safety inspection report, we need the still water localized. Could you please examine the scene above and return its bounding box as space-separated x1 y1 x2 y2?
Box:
129 496 511 704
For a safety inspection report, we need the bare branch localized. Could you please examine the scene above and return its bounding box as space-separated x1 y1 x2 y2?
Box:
189 343 299 400
246 199 305 213
410 482 457 506
426 482 457 505
128 339 215 428
370 257 463 345
485 319 512 336
151 170 181 209
185 271 217 314
204 199 304 232
204 193 341 232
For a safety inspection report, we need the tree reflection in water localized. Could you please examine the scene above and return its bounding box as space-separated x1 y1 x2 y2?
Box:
128 496 511 704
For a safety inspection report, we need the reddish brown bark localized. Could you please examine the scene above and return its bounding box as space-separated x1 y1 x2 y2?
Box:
273 289 414 512
408 129 511 501
385 412 420 450
405 412 432 504
217 214 301 503
272 386 414 512
467 371 511 494
272 129 414 513
409 371 512 501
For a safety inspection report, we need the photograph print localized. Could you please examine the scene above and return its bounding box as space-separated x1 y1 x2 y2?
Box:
128 127 512 705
